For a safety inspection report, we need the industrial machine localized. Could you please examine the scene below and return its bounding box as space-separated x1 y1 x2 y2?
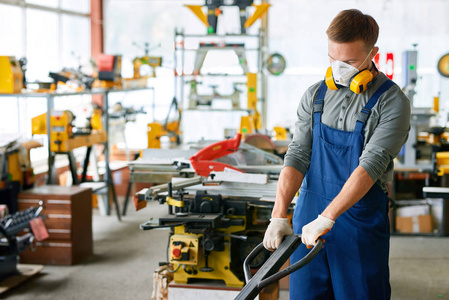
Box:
397 46 438 169
0 206 47 281
32 108 106 153
148 98 182 148
185 0 270 34
139 178 275 288
132 42 163 79
95 54 122 89
136 135 286 287
0 56 23 94
188 80 243 109
48 68 96 92
0 138 40 212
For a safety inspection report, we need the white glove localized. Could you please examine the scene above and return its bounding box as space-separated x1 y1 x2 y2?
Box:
263 218 293 250
301 215 335 248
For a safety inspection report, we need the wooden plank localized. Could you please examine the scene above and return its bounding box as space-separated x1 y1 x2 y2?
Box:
0 264 44 294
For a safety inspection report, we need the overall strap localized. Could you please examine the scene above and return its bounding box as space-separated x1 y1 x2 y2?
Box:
313 81 328 125
354 79 396 133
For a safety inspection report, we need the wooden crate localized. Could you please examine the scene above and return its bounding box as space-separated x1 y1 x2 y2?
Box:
17 185 92 265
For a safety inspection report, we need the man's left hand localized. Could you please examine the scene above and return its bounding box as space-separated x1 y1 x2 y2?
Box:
301 215 335 248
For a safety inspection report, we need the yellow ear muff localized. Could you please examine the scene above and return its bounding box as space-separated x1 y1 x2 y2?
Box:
325 67 338 90
349 70 374 94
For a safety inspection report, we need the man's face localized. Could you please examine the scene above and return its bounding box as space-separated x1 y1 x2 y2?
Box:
328 39 377 71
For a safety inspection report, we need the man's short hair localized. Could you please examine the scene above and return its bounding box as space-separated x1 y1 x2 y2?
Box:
326 9 379 51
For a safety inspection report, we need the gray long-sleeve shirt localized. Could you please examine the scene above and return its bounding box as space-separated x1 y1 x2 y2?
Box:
284 72 411 192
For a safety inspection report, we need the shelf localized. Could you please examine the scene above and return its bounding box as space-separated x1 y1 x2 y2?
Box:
0 87 154 98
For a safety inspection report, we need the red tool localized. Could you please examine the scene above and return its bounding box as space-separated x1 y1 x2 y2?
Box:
189 133 244 177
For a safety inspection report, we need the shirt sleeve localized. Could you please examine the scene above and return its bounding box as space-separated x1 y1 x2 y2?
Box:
283 82 321 175
359 85 411 183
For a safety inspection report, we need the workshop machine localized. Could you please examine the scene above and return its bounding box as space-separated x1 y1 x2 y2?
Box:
0 205 47 281
187 79 243 110
137 134 285 287
148 98 181 148
132 42 163 79
0 56 23 94
95 54 122 89
32 108 106 153
185 1 270 35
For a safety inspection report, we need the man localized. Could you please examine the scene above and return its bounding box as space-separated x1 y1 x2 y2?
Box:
263 9 410 300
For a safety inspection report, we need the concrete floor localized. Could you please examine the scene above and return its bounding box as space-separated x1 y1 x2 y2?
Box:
3 198 449 300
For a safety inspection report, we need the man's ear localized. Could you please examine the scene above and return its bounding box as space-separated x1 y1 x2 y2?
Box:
371 46 379 60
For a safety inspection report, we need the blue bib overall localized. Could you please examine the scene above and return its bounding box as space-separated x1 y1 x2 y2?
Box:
290 79 395 300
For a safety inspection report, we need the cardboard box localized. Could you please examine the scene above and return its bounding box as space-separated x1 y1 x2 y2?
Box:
396 214 433 233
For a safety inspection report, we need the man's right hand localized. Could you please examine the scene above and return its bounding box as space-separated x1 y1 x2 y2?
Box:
263 218 293 251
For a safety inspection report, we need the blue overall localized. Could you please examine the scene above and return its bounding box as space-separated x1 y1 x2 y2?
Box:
290 79 395 300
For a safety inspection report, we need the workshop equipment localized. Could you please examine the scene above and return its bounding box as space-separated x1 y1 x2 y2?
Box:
133 56 162 78
266 53 286 76
185 1 270 34
187 80 243 109
0 206 46 281
189 133 244 176
0 56 23 94
96 54 122 89
148 97 181 148
137 135 287 288
437 53 449 78
32 109 106 153
132 42 163 79
236 235 322 300
397 46 437 169
140 181 273 288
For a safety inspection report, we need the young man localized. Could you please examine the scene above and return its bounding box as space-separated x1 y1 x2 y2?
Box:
263 9 410 299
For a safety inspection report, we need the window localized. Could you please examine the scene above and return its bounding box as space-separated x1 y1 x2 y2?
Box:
0 0 91 168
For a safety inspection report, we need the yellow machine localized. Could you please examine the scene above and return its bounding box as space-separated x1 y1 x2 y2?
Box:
140 188 271 288
0 140 41 190
185 2 270 34
132 56 162 78
273 126 288 140
0 56 23 94
32 109 106 152
148 98 181 148
147 121 181 149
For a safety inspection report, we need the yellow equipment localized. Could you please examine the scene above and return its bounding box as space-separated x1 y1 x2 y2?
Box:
32 109 106 152
147 121 181 149
132 56 162 78
0 56 23 94
239 115 255 138
246 72 261 130
140 187 272 288
273 126 288 140
169 221 246 287
148 98 181 148
325 65 374 94
437 53 449 78
184 2 270 34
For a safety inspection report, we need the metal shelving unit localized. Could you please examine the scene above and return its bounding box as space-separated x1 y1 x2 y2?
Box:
173 28 268 130
0 87 155 220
